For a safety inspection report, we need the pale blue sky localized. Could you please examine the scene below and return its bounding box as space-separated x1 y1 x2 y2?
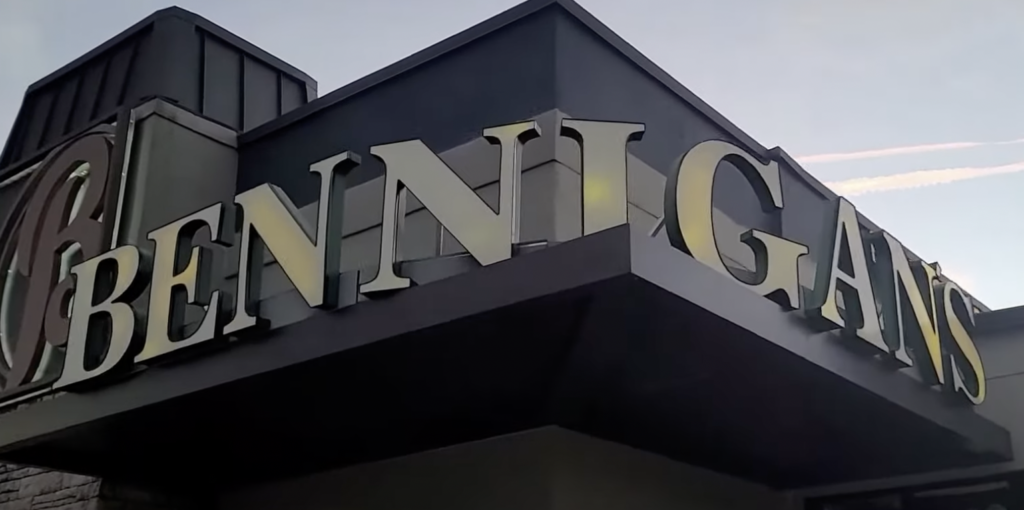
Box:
2 0 1023 308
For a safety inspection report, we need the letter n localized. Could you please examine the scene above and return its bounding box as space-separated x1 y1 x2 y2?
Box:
361 122 539 294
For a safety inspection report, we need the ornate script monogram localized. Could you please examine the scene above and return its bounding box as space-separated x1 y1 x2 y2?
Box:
0 127 118 398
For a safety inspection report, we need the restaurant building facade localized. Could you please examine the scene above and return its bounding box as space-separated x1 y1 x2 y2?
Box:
0 1 1022 509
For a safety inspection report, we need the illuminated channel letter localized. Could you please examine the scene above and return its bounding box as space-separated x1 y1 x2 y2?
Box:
938 280 986 404
560 119 645 236
139 203 229 362
224 152 359 335
665 140 808 309
55 245 148 389
808 198 886 352
869 231 942 378
361 121 540 294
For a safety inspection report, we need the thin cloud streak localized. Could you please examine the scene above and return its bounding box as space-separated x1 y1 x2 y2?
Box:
825 160 1024 196
797 138 1024 164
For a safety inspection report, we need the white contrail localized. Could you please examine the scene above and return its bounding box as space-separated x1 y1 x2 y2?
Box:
825 161 1024 196
797 138 1024 164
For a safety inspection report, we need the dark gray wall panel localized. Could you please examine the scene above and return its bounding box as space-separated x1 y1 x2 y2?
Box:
243 57 280 130
203 34 307 132
236 12 559 206
156 17 203 112
2 115 28 164
281 77 305 115
553 12 785 266
553 12 729 177
95 42 138 115
45 77 80 142
20 91 55 157
204 36 243 129
69 62 108 128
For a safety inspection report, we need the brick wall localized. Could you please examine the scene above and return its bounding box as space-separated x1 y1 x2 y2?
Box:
0 466 206 510
0 466 100 510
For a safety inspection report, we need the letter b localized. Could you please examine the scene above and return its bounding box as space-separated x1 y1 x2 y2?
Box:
54 246 148 389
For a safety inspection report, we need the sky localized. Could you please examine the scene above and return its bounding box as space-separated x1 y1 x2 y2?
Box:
2 0 1023 309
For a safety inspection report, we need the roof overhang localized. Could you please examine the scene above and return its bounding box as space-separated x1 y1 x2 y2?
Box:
0 225 1008 490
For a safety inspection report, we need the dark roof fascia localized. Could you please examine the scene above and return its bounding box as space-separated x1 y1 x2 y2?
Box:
24 6 316 97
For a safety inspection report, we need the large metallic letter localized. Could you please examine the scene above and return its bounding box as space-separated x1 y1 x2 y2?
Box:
560 120 645 236
0 130 117 393
665 140 807 309
361 122 539 294
139 203 228 362
938 281 985 404
808 198 886 352
869 231 943 379
487 122 542 244
224 152 359 335
54 246 147 389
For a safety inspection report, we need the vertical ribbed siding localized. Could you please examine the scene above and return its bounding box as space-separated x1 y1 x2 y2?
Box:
0 8 317 178
0 35 144 168
200 30 311 132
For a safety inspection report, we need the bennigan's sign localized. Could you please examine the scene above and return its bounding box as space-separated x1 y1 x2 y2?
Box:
0 119 985 408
